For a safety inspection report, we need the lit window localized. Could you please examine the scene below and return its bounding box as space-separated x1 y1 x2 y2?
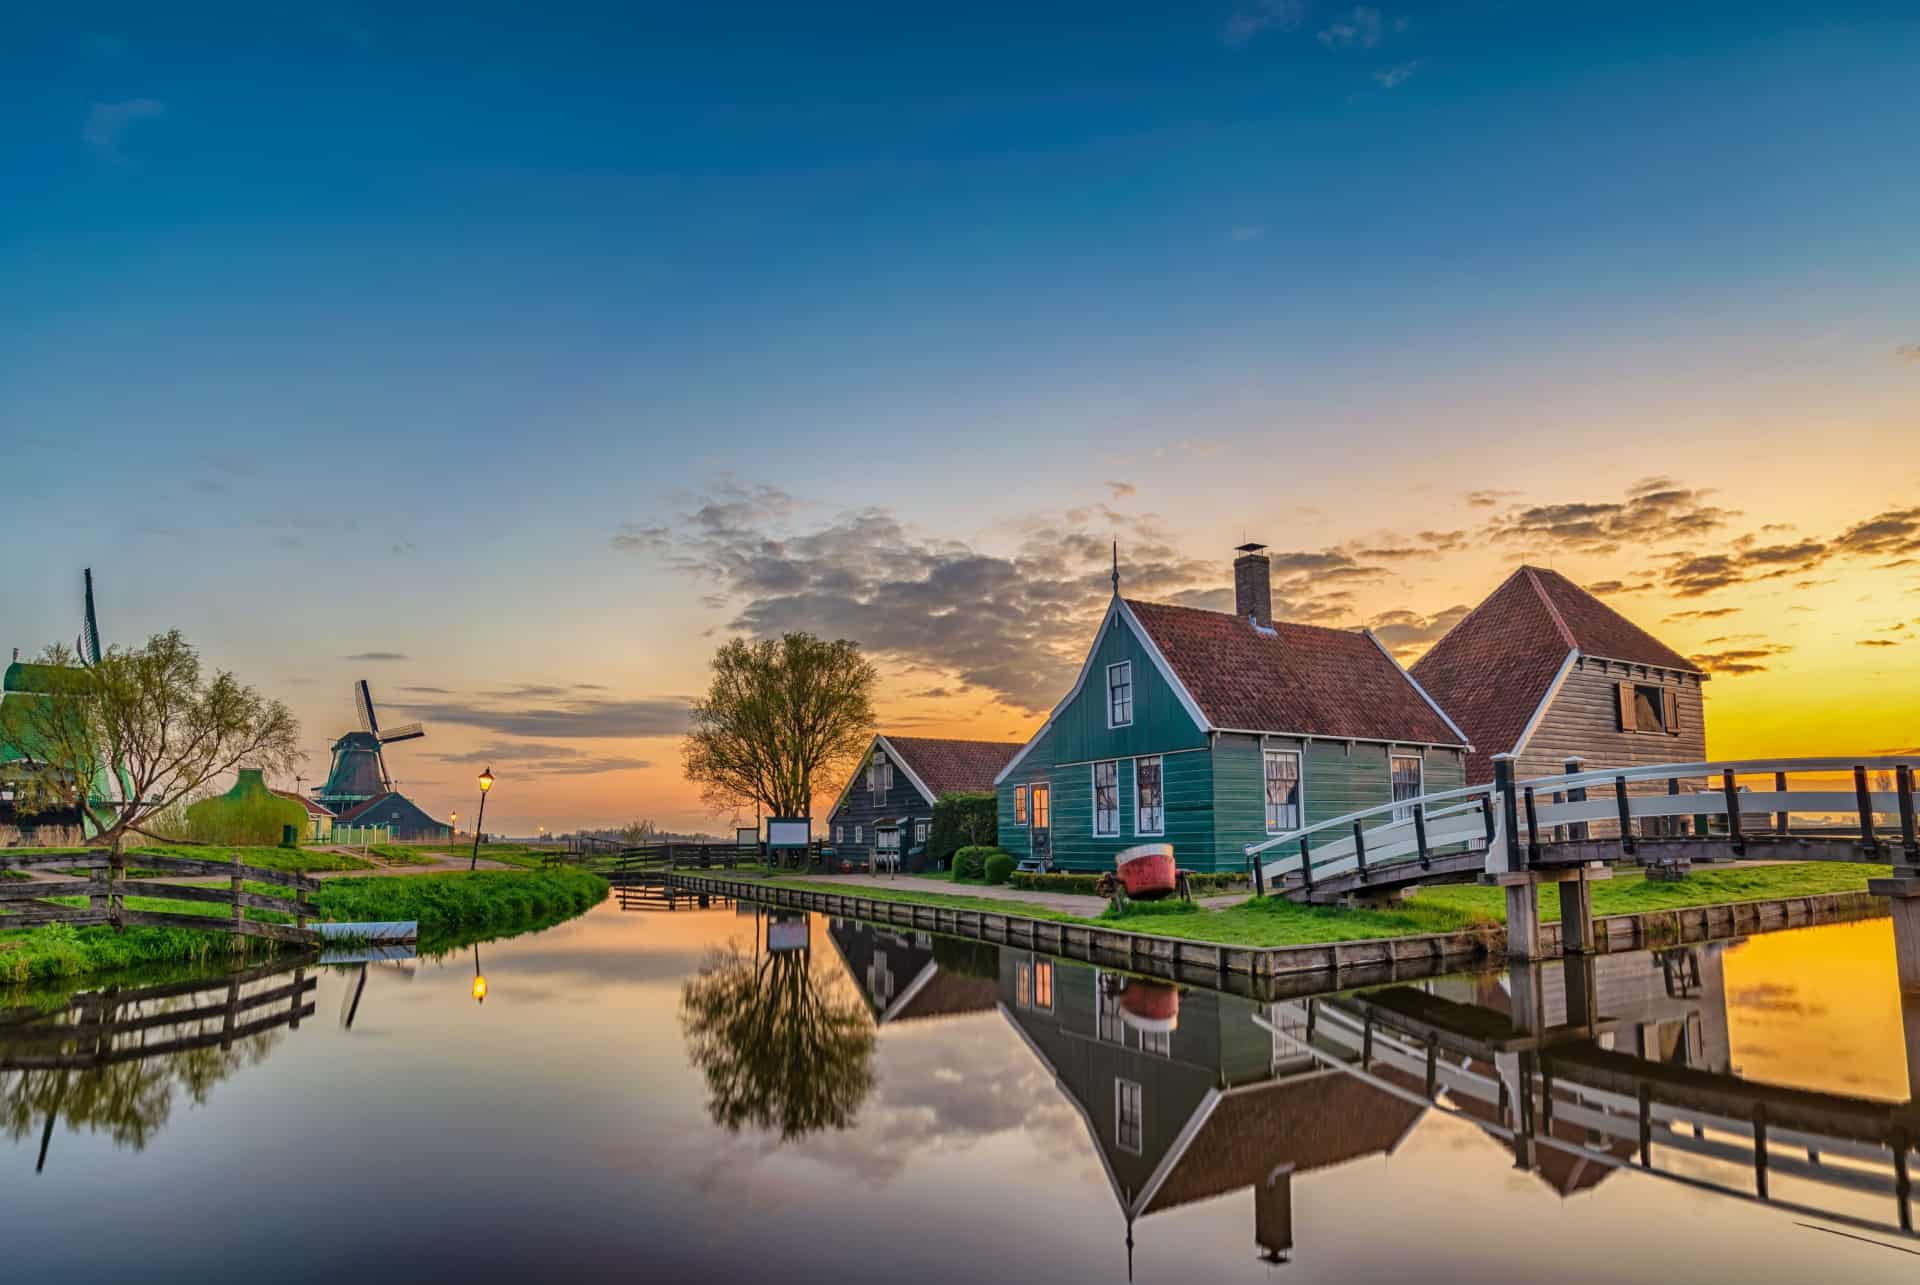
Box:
1107 662 1133 728
1391 754 1423 822
1115 1079 1143 1154
1264 750 1302 833
1014 785 1028 824
1093 760 1120 836
1015 961 1033 1009
1033 959 1053 1010
1032 786 1050 830
1135 756 1163 835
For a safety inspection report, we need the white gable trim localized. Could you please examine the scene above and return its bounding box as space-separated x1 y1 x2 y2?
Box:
1510 647 1579 760
875 735 939 808
1361 628 1473 749
826 735 882 819
828 734 943 816
994 596 1213 786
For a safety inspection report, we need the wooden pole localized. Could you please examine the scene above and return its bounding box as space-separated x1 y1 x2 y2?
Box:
1774 770 1789 835
1413 803 1431 870
1614 775 1636 857
1898 766 1919 866
1722 769 1745 857
1298 833 1313 895
1351 821 1368 883
1494 756 1522 873
1523 787 1541 868
1856 766 1882 858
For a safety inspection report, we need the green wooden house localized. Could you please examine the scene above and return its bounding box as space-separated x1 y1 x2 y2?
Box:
994 546 1471 873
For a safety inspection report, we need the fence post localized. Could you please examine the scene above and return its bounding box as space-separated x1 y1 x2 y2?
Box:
1774 770 1789 835
1351 821 1369 883
1564 755 1587 842
1614 776 1636 857
1721 770 1745 857
1898 766 1919 867
1493 755 1522 874
1856 766 1882 858
1250 851 1265 898
1298 833 1313 896
1413 804 1431 870
1523 787 1542 868
230 865 245 950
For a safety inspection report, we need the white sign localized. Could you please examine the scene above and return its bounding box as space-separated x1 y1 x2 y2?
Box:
736 826 760 849
766 915 810 953
767 818 811 848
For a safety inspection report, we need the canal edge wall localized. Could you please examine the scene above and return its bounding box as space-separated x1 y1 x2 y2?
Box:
664 873 1888 991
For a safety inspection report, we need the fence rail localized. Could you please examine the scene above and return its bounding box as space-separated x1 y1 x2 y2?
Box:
0 851 321 945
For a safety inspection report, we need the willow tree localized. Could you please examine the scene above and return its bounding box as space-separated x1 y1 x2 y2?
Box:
4 632 299 856
681 632 876 821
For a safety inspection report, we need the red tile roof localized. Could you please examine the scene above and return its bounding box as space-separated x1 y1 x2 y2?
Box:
1410 566 1699 782
884 736 1023 798
1123 599 1465 746
271 788 335 818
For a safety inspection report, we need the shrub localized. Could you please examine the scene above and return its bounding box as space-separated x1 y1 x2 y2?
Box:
951 845 995 882
184 769 307 847
929 792 997 869
984 852 1015 885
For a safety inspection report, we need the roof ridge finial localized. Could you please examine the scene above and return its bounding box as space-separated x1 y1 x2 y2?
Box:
1112 540 1119 596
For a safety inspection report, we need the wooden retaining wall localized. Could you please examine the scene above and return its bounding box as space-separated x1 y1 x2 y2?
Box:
666 873 1888 999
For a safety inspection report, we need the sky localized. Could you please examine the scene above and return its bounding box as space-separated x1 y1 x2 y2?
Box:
2 1 1917 834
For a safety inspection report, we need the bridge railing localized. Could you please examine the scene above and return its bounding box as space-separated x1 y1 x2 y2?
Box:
1247 755 1920 891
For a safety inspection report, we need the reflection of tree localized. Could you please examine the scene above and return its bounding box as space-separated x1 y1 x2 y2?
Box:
1 991 284 1160
680 944 877 1141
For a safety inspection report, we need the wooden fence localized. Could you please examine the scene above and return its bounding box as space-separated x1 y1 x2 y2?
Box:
0 851 320 945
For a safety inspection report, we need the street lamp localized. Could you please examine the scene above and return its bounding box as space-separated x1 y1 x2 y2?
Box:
450 810 458 838
469 766 494 871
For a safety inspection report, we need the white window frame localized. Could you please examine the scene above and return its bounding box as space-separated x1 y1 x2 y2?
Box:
913 818 929 845
1092 759 1120 837
853 824 863 845
1115 1079 1144 1155
1263 749 1303 834
1106 661 1133 729
1014 785 1028 824
834 825 843 844
1391 753 1424 822
872 750 893 799
1134 755 1164 837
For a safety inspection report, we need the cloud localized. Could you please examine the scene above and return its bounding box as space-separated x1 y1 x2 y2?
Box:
1222 0 1305 45
1858 639 1899 648
1319 5 1385 47
1689 644 1791 676
1466 489 1519 508
1105 480 1136 499
345 651 409 662
1486 479 1734 556
432 744 652 775
1373 60 1420 88
1896 344 1920 362
1366 605 1470 659
394 693 690 738
1831 506 1920 559
1665 607 1740 622
84 98 165 161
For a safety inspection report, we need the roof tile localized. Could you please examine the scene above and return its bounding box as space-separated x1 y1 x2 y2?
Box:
884 736 1023 797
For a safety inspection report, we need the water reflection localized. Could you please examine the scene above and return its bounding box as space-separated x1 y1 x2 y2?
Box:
679 910 877 1141
0 957 316 1172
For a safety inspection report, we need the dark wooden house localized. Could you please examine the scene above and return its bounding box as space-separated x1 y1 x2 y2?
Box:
1410 565 1707 786
826 735 1021 867
338 790 451 842
995 546 1471 873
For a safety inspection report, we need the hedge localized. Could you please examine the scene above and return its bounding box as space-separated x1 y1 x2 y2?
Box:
1007 870 1251 896
951 845 1004 882
928 792 997 869
984 852 1015 885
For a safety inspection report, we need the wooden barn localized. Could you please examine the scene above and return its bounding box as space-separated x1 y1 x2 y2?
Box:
337 790 450 842
1409 565 1707 786
826 734 1021 868
994 545 1471 874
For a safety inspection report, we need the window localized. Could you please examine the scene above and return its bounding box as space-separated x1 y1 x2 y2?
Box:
853 824 863 844
1140 1029 1171 1057
1093 760 1120 836
1016 961 1033 1009
1264 750 1302 833
1014 785 1028 824
834 825 843 844
1107 661 1133 728
1135 756 1164 836
914 819 929 845
1391 754 1423 822
877 827 900 853
1115 1080 1143 1154
870 750 893 798
1033 959 1053 1010
1032 785 1050 830
1619 681 1680 735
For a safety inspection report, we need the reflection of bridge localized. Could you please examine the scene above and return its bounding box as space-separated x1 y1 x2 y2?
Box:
1245 756 1920 964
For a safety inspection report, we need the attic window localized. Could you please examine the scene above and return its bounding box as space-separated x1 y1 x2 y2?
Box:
1107 662 1133 728
1618 682 1681 736
869 750 894 797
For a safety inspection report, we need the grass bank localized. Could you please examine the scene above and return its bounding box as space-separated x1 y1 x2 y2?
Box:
744 861 1888 949
0 868 608 985
6 843 376 874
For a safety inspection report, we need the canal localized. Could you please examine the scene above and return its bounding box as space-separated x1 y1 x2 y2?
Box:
4 896 1915 1282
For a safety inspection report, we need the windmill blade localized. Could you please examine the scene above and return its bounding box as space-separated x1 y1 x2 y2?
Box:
377 722 426 744
79 569 102 667
356 680 379 735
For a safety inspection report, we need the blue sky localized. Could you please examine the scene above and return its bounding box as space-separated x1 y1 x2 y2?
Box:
3 2 1917 830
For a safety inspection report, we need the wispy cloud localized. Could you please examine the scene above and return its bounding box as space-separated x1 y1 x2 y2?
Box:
1366 604 1470 659
1319 5 1386 48
1105 480 1137 499
1221 0 1305 46
395 691 690 738
345 651 409 662
1690 644 1791 676
84 98 165 161
1373 60 1421 89
432 744 652 775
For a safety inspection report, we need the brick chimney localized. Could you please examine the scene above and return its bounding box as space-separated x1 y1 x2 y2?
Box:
1234 543 1271 627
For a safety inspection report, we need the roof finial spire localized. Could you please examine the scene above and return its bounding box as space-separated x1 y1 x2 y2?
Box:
1112 540 1120 596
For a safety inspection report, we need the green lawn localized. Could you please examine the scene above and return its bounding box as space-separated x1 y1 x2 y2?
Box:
5 843 375 874
738 860 1889 949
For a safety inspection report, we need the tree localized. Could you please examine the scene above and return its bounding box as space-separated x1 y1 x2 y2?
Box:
928 791 997 869
678 942 876 1140
619 818 659 846
681 633 877 821
5 632 300 856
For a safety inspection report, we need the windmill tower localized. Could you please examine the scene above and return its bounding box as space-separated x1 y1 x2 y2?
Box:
314 681 427 814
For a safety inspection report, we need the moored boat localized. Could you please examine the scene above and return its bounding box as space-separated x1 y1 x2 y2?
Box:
1114 842 1176 899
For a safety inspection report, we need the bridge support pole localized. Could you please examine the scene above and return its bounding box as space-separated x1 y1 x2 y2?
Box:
1869 875 1920 992
1491 865 1612 960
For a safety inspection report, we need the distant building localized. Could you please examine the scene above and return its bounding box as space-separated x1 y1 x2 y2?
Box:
272 788 337 842
1411 565 1707 785
337 790 450 842
995 545 1470 873
826 735 1021 868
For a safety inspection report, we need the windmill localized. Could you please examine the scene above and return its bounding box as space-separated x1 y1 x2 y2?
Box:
76 569 102 666
313 681 427 814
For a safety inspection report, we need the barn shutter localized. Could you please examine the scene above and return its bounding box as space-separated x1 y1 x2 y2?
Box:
1663 687 1681 735
1616 682 1636 732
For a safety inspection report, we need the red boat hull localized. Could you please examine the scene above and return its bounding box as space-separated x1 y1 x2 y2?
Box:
1115 845 1177 899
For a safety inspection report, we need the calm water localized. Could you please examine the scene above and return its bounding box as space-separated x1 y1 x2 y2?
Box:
5 896 1917 1283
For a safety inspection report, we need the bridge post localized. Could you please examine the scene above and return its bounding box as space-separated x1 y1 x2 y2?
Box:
1870 874 1920 991
1493 755 1522 875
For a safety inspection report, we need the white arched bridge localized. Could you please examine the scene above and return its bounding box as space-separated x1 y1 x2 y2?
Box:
1245 755 1920 965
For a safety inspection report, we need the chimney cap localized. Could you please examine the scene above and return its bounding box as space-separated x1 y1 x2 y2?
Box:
1234 542 1268 555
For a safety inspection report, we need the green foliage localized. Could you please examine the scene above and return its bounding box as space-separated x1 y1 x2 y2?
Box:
927 792 996 869
312 868 608 944
930 935 999 979
184 769 308 847
983 851 1015 885
951 845 996 882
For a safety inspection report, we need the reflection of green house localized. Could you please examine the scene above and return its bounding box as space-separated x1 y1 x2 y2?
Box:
0 659 117 840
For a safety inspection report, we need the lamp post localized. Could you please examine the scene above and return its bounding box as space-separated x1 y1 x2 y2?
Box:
450 810 458 839
469 766 494 871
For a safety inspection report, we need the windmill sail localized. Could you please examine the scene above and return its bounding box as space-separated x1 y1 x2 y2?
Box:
356 680 378 735
77 569 102 667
